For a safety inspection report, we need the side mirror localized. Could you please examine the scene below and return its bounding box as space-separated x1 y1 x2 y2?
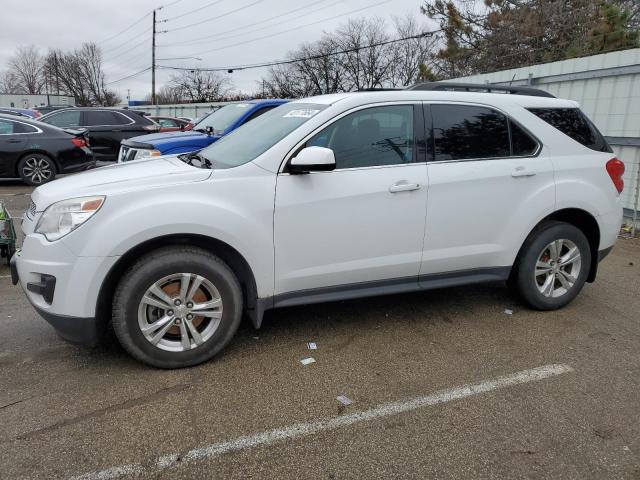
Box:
206 126 214 135
289 147 336 174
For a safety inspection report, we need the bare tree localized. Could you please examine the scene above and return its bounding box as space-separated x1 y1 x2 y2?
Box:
147 84 185 104
168 70 232 102
44 43 120 106
7 45 45 94
0 70 20 93
388 15 438 86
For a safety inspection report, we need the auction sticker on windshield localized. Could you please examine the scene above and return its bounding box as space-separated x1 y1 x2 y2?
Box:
283 109 320 118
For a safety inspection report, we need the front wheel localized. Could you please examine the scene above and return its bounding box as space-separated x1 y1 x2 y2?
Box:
510 221 591 310
112 247 243 368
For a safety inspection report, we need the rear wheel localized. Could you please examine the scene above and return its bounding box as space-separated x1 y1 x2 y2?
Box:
510 221 591 310
18 153 56 186
112 247 243 368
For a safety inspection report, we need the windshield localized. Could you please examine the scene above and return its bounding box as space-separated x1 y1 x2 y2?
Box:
194 103 253 133
199 103 326 169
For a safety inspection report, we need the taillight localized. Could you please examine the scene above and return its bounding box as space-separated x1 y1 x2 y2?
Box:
606 157 625 194
71 137 87 148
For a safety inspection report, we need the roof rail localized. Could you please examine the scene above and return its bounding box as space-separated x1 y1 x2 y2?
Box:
356 88 403 92
407 82 556 98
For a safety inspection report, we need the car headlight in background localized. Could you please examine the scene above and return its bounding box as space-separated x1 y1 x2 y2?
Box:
136 149 162 159
35 196 105 241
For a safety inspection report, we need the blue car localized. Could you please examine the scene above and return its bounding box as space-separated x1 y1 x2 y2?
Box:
118 99 288 162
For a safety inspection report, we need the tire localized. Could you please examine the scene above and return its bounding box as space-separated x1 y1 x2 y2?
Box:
112 246 243 368
510 221 591 310
18 153 57 186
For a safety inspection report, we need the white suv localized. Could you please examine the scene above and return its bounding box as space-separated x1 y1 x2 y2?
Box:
11 87 624 368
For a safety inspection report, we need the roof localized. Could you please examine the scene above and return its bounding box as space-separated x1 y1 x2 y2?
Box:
294 90 576 109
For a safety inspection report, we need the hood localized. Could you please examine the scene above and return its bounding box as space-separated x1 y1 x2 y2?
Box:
30 156 212 212
125 130 222 150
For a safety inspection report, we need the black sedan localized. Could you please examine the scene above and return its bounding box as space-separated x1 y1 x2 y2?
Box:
0 114 94 186
38 108 159 162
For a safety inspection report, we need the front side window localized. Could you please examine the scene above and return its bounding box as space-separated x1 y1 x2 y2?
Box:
43 110 80 127
158 118 178 127
432 105 510 161
528 107 611 152
307 105 415 169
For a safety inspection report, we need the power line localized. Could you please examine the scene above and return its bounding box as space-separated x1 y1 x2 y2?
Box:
161 0 225 22
162 0 344 47
105 67 152 86
191 0 392 56
104 35 153 63
157 30 438 73
164 0 265 33
102 27 152 56
97 13 151 45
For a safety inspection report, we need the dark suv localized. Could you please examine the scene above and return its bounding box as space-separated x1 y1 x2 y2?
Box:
39 108 159 161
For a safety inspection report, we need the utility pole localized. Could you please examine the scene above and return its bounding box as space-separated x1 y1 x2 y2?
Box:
152 9 157 105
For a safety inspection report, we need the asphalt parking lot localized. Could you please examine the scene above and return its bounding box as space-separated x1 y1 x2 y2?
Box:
1 181 639 480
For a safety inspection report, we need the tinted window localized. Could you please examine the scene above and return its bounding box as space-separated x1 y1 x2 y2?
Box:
85 110 119 126
0 119 15 134
112 112 134 125
307 105 415 169
157 118 178 127
13 122 38 134
44 110 81 127
432 105 509 161
528 108 611 152
510 120 538 156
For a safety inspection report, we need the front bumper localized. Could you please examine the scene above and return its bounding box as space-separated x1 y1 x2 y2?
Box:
11 235 118 346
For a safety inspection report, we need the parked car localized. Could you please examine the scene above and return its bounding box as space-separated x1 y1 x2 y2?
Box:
0 113 94 185
0 109 32 118
39 108 159 162
118 100 287 162
11 87 623 368
0 107 41 119
149 116 190 132
34 105 74 116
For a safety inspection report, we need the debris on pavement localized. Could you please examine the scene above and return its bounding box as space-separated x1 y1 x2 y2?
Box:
300 357 316 366
307 341 317 350
504 309 513 315
336 395 352 406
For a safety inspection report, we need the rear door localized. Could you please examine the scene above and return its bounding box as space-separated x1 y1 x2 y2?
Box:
421 102 555 278
82 110 128 161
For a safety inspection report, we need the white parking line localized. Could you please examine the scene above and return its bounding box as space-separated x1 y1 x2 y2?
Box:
69 364 573 480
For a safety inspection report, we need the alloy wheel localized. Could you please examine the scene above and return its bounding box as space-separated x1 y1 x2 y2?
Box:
137 273 223 352
22 157 53 184
534 239 582 298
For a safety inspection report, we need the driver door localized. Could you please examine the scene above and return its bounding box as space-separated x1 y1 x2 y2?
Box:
273 103 428 297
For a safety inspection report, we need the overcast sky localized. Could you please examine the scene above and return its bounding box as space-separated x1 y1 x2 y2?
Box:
0 0 435 101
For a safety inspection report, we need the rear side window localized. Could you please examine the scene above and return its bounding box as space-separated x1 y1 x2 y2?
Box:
85 110 119 126
528 108 612 152
112 112 134 125
510 120 538 156
13 122 38 134
432 105 510 161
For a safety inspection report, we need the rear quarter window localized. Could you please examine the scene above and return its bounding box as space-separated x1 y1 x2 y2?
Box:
528 108 612 153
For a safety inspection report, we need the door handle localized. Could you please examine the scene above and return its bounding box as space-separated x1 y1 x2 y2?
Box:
6 139 22 144
511 166 537 178
389 181 421 193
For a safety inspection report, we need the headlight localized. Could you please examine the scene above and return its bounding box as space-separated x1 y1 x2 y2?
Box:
136 149 162 159
35 196 105 241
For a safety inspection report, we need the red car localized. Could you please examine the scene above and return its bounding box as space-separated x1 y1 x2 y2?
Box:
149 116 190 132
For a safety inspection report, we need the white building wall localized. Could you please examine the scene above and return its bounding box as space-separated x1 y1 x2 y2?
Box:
0 94 75 108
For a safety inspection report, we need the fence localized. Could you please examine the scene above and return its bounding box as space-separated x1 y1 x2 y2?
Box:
448 48 640 234
132 102 228 120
